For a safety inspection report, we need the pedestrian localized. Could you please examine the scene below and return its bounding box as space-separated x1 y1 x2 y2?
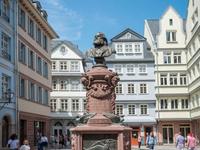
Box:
41 134 48 150
59 134 65 148
187 133 196 150
7 133 19 150
176 131 185 150
138 134 142 149
36 132 42 150
19 139 30 150
146 132 150 148
147 132 156 150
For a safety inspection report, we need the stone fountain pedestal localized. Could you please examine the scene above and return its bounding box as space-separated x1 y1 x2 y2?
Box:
71 66 132 150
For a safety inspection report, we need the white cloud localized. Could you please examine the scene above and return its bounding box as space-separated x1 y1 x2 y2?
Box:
39 0 83 41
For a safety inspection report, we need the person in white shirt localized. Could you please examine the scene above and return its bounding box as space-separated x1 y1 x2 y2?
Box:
19 140 30 150
7 134 19 150
41 134 48 150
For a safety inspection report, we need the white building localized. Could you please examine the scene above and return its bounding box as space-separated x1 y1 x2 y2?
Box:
144 1 200 144
50 40 86 139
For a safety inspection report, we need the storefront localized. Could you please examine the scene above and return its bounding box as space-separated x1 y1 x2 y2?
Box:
19 112 50 148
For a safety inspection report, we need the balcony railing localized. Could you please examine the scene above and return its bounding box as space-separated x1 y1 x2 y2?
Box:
1 50 11 61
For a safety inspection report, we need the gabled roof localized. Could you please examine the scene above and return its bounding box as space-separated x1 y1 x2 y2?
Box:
51 39 84 58
145 19 159 41
111 28 146 42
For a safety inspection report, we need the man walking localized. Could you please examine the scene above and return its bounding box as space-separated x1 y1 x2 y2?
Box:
176 132 185 150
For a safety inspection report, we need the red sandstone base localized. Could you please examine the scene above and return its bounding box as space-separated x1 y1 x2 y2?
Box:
71 124 132 150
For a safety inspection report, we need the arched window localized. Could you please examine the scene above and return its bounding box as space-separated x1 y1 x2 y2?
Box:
2 116 10 147
54 122 62 126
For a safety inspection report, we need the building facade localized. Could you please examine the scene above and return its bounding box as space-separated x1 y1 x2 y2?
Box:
50 40 86 144
144 1 200 144
186 0 200 139
0 0 17 148
17 0 58 148
106 28 156 145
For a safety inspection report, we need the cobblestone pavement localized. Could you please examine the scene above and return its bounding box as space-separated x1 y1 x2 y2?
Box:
131 145 200 150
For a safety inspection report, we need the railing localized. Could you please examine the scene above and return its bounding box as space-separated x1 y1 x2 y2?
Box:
1 50 11 61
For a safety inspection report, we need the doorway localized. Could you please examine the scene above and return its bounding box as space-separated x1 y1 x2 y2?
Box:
2 116 9 147
131 128 139 145
162 124 174 144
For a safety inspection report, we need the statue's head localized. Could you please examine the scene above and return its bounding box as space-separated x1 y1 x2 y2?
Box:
93 32 108 48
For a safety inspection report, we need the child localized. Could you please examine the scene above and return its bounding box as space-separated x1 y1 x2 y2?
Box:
19 140 30 150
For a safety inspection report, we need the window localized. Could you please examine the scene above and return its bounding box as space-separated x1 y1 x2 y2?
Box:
139 64 147 73
160 99 168 109
169 19 173 25
174 53 181 64
28 17 34 38
180 74 187 85
52 80 57 90
115 105 123 115
128 105 135 115
116 44 123 53
2 0 10 22
19 78 25 97
71 80 80 91
70 61 79 72
126 64 135 74
60 61 68 71
18 7 26 29
18 41 26 64
127 84 135 94
140 105 147 115
36 26 41 45
72 99 79 111
1 74 10 99
140 83 147 94
181 99 188 109
28 50 34 69
1 32 11 60
170 74 177 85
43 90 48 105
160 74 167 85
36 56 42 74
83 99 87 111
43 34 47 51
61 99 68 111
125 44 132 53
43 61 48 78
114 64 122 74
52 61 56 70
115 83 122 94
37 86 42 103
166 31 176 42
135 44 141 53
60 80 68 90
50 99 57 112
163 52 171 64
29 82 35 100
171 99 178 109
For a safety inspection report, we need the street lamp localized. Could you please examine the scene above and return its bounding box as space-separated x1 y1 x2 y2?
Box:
0 89 14 110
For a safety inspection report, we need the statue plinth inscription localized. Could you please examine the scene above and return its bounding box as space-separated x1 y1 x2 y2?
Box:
71 33 132 150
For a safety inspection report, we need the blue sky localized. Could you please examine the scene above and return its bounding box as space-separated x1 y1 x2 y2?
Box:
39 0 188 51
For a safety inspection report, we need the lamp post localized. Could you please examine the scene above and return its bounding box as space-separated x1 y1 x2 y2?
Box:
0 89 14 110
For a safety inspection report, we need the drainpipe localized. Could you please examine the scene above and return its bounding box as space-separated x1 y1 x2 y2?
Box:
14 0 19 139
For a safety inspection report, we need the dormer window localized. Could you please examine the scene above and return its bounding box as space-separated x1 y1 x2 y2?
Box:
169 19 173 25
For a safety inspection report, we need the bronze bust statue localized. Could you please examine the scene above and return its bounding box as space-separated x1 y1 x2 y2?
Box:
86 32 116 65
